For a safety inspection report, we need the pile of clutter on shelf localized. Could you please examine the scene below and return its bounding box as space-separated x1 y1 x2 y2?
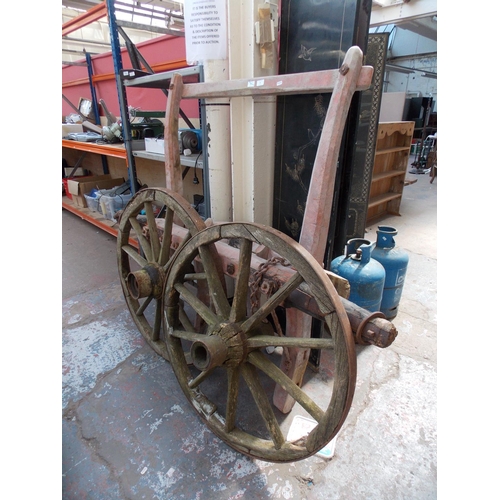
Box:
63 95 165 146
84 181 133 223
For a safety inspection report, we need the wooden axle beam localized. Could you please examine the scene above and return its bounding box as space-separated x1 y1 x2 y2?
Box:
155 221 397 349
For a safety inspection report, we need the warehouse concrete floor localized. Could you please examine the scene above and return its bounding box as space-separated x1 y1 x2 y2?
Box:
62 158 437 499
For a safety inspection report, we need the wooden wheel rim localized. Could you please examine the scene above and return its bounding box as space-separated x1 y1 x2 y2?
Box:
117 187 206 360
163 222 356 462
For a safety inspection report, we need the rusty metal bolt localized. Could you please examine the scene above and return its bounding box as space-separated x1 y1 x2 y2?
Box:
260 279 273 295
340 63 349 76
226 263 235 275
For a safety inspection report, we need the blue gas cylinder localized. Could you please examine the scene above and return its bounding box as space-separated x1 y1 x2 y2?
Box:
330 238 386 312
370 226 409 319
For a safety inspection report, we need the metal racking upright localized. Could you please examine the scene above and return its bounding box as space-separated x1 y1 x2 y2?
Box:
104 0 209 210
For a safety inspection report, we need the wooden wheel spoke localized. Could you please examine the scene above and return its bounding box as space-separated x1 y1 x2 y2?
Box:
122 244 148 268
119 188 206 364
178 303 196 331
229 238 253 323
247 335 334 350
225 367 240 433
129 217 153 262
248 351 325 423
158 207 174 267
170 329 207 343
152 299 162 341
241 363 285 450
241 272 304 333
183 272 207 281
188 367 215 389
174 282 219 326
136 295 153 316
198 245 231 319
145 201 161 262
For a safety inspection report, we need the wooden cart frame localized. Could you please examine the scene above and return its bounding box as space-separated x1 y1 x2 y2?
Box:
117 47 397 462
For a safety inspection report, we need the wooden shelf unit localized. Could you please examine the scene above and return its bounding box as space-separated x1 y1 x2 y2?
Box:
366 121 414 223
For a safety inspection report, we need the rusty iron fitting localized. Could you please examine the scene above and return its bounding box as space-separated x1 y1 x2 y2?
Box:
190 335 228 371
126 264 166 300
260 279 275 295
355 311 386 345
340 63 350 75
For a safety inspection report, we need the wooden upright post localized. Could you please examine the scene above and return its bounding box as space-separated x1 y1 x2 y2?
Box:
273 47 368 413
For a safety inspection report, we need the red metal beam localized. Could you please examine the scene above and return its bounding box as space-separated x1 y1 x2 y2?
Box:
62 2 107 37
62 140 128 160
62 59 190 88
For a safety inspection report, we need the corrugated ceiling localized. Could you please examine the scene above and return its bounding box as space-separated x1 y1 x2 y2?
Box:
62 0 436 65
62 0 185 64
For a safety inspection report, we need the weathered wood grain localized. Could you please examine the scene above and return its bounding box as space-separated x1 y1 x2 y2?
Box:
164 73 184 195
180 66 373 99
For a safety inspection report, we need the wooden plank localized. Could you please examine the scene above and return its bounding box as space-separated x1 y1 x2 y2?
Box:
164 73 184 195
377 121 415 138
247 336 334 350
298 47 366 263
181 66 373 100
367 192 402 210
272 47 368 414
371 171 406 182
375 146 413 155
324 270 350 299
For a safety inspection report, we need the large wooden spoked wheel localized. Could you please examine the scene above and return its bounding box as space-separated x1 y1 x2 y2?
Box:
163 222 357 462
117 188 206 360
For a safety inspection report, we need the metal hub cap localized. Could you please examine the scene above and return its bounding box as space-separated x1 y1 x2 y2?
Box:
126 263 166 300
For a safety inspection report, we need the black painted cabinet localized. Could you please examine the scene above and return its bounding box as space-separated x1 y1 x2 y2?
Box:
273 0 373 264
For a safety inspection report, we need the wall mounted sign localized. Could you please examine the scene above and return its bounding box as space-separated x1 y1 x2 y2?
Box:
184 0 228 63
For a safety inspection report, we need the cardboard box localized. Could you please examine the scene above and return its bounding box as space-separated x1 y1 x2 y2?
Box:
63 174 95 200
67 175 125 208
145 137 165 154
64 167 86 177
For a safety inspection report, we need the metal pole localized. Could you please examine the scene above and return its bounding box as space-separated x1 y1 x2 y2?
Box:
84 51 101 125
106 0 139 194
85 51 109 175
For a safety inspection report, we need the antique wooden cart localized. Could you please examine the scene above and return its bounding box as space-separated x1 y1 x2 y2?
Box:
117 47 397 462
